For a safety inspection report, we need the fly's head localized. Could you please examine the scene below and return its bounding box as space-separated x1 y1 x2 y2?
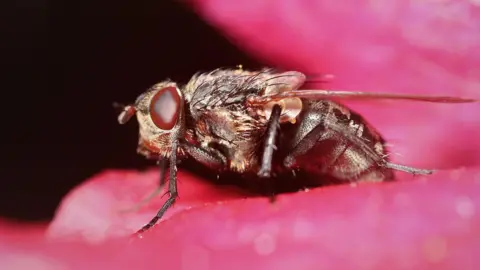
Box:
117 81 186 157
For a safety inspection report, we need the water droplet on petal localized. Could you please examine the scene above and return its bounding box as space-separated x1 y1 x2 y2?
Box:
456 196 475 220
253 233 276 256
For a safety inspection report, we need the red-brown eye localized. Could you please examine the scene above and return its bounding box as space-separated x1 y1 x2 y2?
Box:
149 86 181 130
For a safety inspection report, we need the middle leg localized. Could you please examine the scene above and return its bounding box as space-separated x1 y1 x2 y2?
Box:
258 104 282 178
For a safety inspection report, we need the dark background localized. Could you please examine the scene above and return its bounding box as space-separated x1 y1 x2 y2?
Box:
1 0 264 222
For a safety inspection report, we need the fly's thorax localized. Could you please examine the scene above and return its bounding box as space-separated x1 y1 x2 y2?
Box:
229 140 260 173
192 107 267 173
179 68 311 172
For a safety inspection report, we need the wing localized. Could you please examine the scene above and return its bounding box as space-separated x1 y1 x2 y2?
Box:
186 69 307 111
247 89 478 105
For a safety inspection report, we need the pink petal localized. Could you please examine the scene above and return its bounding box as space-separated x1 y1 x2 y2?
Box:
187 0 480 168
46 169 254 242
2 167 478 269
188 0 480 95
7 2 479 269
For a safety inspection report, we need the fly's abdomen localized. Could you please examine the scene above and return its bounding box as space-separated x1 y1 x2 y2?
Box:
283 100 394 183
292 131 394 182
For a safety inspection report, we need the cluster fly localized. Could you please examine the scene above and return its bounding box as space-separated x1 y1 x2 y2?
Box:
116 67 477 235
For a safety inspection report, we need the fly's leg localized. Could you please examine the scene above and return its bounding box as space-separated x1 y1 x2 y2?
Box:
283 103 433 177
384 162 434 175
182 137 277 200
323 121 434 175
283 124 327 168
181 139 227 170
283 118 433 176
120 158 168 213
135 140 179 235
133 140 227 234
134 139 228 236
258 104 282 178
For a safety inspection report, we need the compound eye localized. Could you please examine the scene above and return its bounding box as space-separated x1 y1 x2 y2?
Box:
149 86 181 130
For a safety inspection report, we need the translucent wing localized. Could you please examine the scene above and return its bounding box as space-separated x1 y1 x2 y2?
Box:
248 89 478 105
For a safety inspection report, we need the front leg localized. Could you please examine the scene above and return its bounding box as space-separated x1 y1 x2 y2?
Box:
135 140 180 235
134 139 228 236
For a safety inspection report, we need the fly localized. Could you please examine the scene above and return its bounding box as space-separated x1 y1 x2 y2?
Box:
116 67 478 236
